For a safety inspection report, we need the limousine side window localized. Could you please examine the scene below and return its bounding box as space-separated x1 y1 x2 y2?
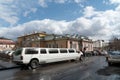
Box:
25 49 38 54
68 49 75 53
60 49 67 53
40 49 47 54
49 49 58 54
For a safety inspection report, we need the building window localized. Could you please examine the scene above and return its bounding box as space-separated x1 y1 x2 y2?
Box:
49 44 51 48
53 44 58 48
73 43 76 49
46 44 51 48
70 41 72 48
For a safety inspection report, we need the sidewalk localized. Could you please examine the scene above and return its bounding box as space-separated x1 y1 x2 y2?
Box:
0 58 19 70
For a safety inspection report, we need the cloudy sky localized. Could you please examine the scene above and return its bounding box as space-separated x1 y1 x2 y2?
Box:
0 0 120 40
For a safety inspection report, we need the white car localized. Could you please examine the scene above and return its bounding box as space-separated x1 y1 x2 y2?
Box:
7 51 14 56
101 50 108 56
12 47 83 69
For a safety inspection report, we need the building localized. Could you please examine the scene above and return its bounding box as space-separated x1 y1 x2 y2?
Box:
44 34 93 52
0 37 15 51
17 32 47 48
44 34 79 51
79 38 93 52
93 40 108 50
17 32 93 52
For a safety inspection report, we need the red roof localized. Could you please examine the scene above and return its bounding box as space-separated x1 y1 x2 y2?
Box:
0 39 15 44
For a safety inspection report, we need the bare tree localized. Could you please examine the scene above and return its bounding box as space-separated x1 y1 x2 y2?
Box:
108 37 120 50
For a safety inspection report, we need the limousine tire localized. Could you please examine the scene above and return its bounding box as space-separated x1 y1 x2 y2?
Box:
30 59 39 69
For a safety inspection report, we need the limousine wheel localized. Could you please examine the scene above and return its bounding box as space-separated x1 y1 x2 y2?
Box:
30 60 39 69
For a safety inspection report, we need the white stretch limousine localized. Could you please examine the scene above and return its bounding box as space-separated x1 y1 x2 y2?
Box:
12 47 83 69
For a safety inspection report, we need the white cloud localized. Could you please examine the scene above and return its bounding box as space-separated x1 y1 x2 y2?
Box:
0 19 69 39
103 0 110 5
0 0 39 25
74 0 82 3
24 8 37 17
0 1 120 41
38 0 86 7
115 5 120 11
83 5 120 40
38 0 47 8
83 6 96 18
109 0 120 4
1 4 120 40
53 0 67 3
0 0 19 25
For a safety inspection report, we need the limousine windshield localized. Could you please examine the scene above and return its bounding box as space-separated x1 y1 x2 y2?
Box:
14 48 22 56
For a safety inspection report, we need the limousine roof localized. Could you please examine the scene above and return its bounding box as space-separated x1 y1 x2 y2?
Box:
20 47 76 50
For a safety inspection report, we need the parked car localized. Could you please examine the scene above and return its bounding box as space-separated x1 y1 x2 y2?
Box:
101 50 108 56
0 50 14 59
92 50 99 56
0 50 10 59
106 51 120 66
7 51 14 58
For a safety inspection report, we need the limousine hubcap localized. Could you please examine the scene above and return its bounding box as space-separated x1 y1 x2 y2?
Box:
30 60 39 69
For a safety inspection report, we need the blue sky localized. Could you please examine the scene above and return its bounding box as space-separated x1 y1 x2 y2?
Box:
0 0 120 40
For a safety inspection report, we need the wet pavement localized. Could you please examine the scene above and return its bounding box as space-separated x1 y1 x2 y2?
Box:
0 56 120 80
0 58 19 70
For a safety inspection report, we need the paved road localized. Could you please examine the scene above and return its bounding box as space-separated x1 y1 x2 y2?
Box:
0 56 120 80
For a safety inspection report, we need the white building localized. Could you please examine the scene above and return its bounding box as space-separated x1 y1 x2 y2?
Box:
93 40 108 50
0 37 15 51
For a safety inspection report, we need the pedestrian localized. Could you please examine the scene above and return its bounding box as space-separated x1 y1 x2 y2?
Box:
82 47 86 57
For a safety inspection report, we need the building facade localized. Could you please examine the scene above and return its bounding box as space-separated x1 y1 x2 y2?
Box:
0 37 15 51
93 40 109 52
79 39 93 52
45 36 79 51
17 32 93 52
17 32 47 48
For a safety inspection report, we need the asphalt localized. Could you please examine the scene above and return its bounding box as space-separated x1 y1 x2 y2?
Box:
0 58 19 71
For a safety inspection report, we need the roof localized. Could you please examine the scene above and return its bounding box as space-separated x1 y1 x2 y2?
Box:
0 37 11 40
18 32 47 38
0 39 15 44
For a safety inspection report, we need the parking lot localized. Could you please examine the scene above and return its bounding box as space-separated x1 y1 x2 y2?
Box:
0 56 119 80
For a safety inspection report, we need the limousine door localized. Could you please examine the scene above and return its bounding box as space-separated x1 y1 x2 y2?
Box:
24 48 39 63
13 48 23 62
39 49 49 63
